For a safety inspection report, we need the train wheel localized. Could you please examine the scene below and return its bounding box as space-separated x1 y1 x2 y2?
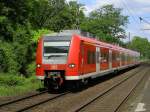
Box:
82 78 89 85
114 69 118 75
44 77 64 91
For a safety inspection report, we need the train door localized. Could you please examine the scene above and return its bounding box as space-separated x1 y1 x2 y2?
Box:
81 42 96 74
109 49 112 69
80 42 84 75
125 53 128 65
121 53 126 66
96 47 100 72
120 52 122 67
112 50 120 68
100 47 109 70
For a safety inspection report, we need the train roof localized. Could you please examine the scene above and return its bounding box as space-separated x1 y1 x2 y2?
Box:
78 35 140 56
43 30 94 41
42 30 140 56
43 35 72 41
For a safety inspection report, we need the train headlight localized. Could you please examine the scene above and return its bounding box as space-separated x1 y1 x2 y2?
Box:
69 63 75 68
37 64 41 68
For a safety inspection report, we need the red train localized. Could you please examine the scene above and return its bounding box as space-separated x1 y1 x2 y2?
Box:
36 30 140 90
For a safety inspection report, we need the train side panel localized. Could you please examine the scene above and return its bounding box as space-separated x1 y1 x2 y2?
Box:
82 42 96 74
36 38 44 79
65 35 81 80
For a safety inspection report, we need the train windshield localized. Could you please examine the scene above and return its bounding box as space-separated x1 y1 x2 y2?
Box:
43 41 70 64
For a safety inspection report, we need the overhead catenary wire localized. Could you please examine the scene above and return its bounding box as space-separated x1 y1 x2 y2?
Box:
119 0 148 38
139 17 150 26
124 0 150 35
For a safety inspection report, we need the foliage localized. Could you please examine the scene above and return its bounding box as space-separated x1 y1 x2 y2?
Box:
0 74 25 86
31 29 53 42
128 36 150 59
80 5 128 44
0 73 43 96
29 0 85 31
26 61 36 77
0 42 18 74
0 24 32 75
0 0 85 75
65 1 85 29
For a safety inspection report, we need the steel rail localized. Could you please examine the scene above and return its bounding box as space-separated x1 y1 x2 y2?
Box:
114 68 150 112
0 90 48 107
73 67 144 112
0 90 69 112
17 92 69 112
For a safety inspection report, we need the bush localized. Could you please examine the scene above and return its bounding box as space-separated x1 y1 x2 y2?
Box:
31 29 53 42
0 73 25 86
0 49 6 71
0 73 43 96
26 61 36 77
0 42 18 74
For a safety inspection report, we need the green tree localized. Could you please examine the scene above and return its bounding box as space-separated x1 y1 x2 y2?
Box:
128 36 150 59
0 0 33 74
66 1 85 29
80 5 128 44
29 0 85 31
30 0 65 30
0 0 86 75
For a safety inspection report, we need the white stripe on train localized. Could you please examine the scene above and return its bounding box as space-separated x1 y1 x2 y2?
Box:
65 63 139 80
36 63 139 80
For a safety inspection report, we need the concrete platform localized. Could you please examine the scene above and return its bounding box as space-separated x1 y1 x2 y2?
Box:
134 76 150 112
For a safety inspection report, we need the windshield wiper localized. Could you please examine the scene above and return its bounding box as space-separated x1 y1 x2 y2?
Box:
47 55 66 59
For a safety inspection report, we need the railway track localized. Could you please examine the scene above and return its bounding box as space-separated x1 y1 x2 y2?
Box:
26 66 144 112
73 66 149 112
0 65 147 112
0 90 48 107
0 90 69 112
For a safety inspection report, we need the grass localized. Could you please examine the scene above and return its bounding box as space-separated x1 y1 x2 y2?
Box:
0 73 43 96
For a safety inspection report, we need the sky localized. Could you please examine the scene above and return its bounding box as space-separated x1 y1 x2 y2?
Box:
66 0 150 42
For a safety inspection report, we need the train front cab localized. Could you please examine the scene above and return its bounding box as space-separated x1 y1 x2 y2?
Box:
36 35 74 90
36 34 85 90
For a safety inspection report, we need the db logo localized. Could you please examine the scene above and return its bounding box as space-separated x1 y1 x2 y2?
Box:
51 65 57 69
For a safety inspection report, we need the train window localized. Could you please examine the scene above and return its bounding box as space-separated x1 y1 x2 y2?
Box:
43 41 70 64
129 56 131 62
112 51 120 62
117 53 120 61
92 52 96 64
112 51 117 61
44 46 69 54
136 56 139 62
43 41 70 54
87 51 91 64
121 53 126 62
87 51 96 64
101 51 109 63
96 52 100 63
127 54 130 62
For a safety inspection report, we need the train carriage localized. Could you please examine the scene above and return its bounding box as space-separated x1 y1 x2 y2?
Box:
36 30 140 90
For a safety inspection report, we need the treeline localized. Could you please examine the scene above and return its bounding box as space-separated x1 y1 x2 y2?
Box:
0 0 148 76
128 36 150 59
